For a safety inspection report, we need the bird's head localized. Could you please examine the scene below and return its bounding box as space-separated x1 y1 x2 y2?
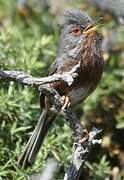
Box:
58 9 103 58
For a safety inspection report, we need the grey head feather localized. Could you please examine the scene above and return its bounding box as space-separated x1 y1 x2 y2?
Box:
57 9 93 57
61 9 92 28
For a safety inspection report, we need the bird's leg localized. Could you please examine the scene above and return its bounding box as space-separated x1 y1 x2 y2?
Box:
79 129 89 143
61 95 70 111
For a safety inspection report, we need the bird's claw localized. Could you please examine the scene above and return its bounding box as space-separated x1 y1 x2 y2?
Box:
60 95 70 111
79 129 89 143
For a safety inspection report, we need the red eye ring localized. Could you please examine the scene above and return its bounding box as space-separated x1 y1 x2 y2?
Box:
71 27 81 36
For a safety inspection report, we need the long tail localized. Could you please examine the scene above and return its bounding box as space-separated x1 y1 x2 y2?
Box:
18 108 56 169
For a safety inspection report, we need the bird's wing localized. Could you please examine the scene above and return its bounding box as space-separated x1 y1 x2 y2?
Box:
48 57 63 75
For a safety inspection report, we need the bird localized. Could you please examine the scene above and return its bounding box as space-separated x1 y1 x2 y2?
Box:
18 9 104 168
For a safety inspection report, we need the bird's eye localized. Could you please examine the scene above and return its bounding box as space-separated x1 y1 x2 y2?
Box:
71 28 81 36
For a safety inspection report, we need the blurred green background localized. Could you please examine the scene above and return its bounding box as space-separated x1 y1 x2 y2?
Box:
0 0 124 179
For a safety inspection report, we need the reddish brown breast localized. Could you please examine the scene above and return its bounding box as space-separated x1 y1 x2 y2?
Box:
51 31 104 106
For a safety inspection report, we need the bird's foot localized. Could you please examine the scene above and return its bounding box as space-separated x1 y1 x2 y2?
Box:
60 95 70 111
79 129 89 143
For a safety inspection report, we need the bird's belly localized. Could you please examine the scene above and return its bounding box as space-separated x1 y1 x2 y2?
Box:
68 85 92 106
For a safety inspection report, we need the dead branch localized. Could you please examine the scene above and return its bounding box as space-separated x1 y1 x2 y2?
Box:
39 84 102 180
0 62 80 87
0 63 102 180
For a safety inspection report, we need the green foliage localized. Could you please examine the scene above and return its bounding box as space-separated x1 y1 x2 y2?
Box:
86 156 111 180
0 0 124 179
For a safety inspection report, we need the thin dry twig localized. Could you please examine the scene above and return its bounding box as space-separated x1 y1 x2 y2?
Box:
39 84 102 180
0 62 80 87
0 63 102 180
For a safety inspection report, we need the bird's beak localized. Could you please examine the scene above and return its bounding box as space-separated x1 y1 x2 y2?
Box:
83 23 99 35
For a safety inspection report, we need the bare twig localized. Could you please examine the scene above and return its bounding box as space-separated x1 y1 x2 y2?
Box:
39 84 102 180
0 63 102 180
64 127 102 180
0 62 80 87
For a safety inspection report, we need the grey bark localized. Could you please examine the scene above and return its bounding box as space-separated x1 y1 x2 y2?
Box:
0 66 102 179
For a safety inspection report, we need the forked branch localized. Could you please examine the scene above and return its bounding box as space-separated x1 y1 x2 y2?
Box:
0 64 102 180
